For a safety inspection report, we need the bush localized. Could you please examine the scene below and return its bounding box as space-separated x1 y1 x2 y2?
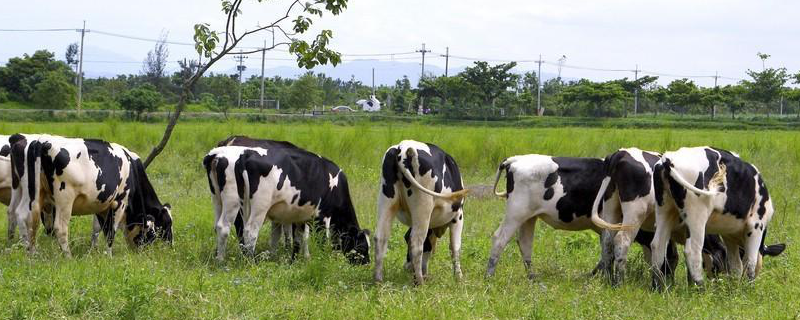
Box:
30 71 76 109
118 84 162 120
0 88 8 103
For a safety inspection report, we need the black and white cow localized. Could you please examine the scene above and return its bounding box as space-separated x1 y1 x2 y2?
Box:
1 135 12 206
8 134 173 256
374 140 468 285
203 139 370 264
486 151 743 280
651 146 782 288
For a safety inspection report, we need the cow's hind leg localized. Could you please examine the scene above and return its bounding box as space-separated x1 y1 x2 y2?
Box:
743 224 763 281
449 211 464 281
373 194 398 283
650 205 678 291
216 197 242 261
487 196 530 278
611 200 647 286
682 206 711 287
408 198 434 285
291 223 310 261
516 217 537 279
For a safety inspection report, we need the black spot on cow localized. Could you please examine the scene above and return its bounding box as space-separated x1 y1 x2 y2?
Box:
381 147 400 198
663 159 687 209
642 152 661 169
712 148 758 219
41 145 70 194
653 163 664 206
543 172 558 200
84 140 123 203
407 189 413 197
757 175 769 219
9 135 28 189
550 157 605 223
505 164 515 196
747 231 752 237
76 152 81 159
0 144 9 157
451 199 463 213
604 150 652 202
291 193 299 204
59 181 65 191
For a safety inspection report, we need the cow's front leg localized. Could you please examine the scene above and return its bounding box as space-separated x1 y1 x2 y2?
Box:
373 195 398 283
291 223 310 260
516 217 536 280
269 221 284 254
91 214 102 249
450 212 464 281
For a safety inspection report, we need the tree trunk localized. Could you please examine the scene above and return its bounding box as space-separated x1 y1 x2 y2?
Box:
711 105 715 119
143 88 189 169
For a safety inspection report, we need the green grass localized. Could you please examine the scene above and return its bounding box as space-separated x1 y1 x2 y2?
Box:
0 121 798 319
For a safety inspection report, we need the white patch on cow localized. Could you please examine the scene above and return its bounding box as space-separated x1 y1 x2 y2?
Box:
328 171 340 191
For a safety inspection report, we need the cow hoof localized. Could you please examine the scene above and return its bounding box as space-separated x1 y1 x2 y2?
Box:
414 278 425 286
527 272 536 280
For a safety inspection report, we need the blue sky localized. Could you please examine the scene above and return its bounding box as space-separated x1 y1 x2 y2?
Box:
1 0 797 87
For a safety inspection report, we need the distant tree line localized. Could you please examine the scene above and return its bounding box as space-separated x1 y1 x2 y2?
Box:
2 46 800 119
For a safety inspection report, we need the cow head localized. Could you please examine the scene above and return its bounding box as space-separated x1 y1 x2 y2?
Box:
342 226 371 265
128 203 173 247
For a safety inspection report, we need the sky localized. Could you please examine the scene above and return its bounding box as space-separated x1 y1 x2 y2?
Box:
1 0 798 87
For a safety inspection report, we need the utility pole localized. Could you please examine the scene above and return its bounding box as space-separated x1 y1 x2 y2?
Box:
557 55 567 79
372 67 375 96
440 47 450 77
633 64 640 115
536 55 543 116
713 71 719 118
417 43 431 82
77 21 87 114
234 51 248 108
417 43 431 114
259 40 267 111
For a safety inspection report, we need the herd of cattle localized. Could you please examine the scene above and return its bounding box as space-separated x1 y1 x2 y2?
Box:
0 133 787 290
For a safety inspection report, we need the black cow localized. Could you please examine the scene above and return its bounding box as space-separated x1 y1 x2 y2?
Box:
8 134 173 256
651 146 783 288
374 140 468 285
203 136 370 264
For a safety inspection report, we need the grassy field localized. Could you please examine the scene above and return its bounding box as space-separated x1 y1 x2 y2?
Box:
0 121 798 319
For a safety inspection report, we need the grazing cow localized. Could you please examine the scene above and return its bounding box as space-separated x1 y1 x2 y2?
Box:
374 140 468 285
9 134 173 256
203 141 370 264
651 146 781 288
486 151 746 281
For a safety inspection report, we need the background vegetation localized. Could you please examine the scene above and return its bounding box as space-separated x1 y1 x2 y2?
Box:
0 121 797 319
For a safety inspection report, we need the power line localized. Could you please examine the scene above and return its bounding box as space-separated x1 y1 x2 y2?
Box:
0 28 77 32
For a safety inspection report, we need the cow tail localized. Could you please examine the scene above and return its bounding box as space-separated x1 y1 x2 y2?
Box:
398 147 469 201
759 227 786 256
241 168 251 223
493 158 511 197
589 176 632 231
665 159 720 196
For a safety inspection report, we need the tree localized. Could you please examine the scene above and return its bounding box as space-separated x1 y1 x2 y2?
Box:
699 87 724 118
560 79 626 117
143 0 349 168
0 50 74 101
31 71 76 109
142 34 170 91
287 72 322 109
648 85 668 116
720 84 747 119
742 70 788 116
118 84 162 120
666 79 701 114
784 88 800 119
460 61 519 106
65 43 79 84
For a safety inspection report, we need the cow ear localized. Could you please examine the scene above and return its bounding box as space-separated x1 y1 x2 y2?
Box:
163 203 172 210
361 229 371 236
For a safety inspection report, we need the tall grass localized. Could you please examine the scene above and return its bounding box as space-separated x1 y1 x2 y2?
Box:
0 121 797 319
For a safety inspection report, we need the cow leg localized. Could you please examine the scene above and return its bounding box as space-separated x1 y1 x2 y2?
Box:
516 217 537 280
650 205 677 291
373 195 398 283
6 194 18 243
241 198 270 258
743 225 763 281
598 194 621 278
269 221 283 253
291 223 310 261
487 196 529 278
284 223 294 249
682 206 710 287
40 204 55 236
52 200 74 257
422 231 439 277
611 201 647 286
722 235 741 277
106 202 128 256
216 197 241 261
450 212 464 281
91 213 103 249
408 198 434 285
